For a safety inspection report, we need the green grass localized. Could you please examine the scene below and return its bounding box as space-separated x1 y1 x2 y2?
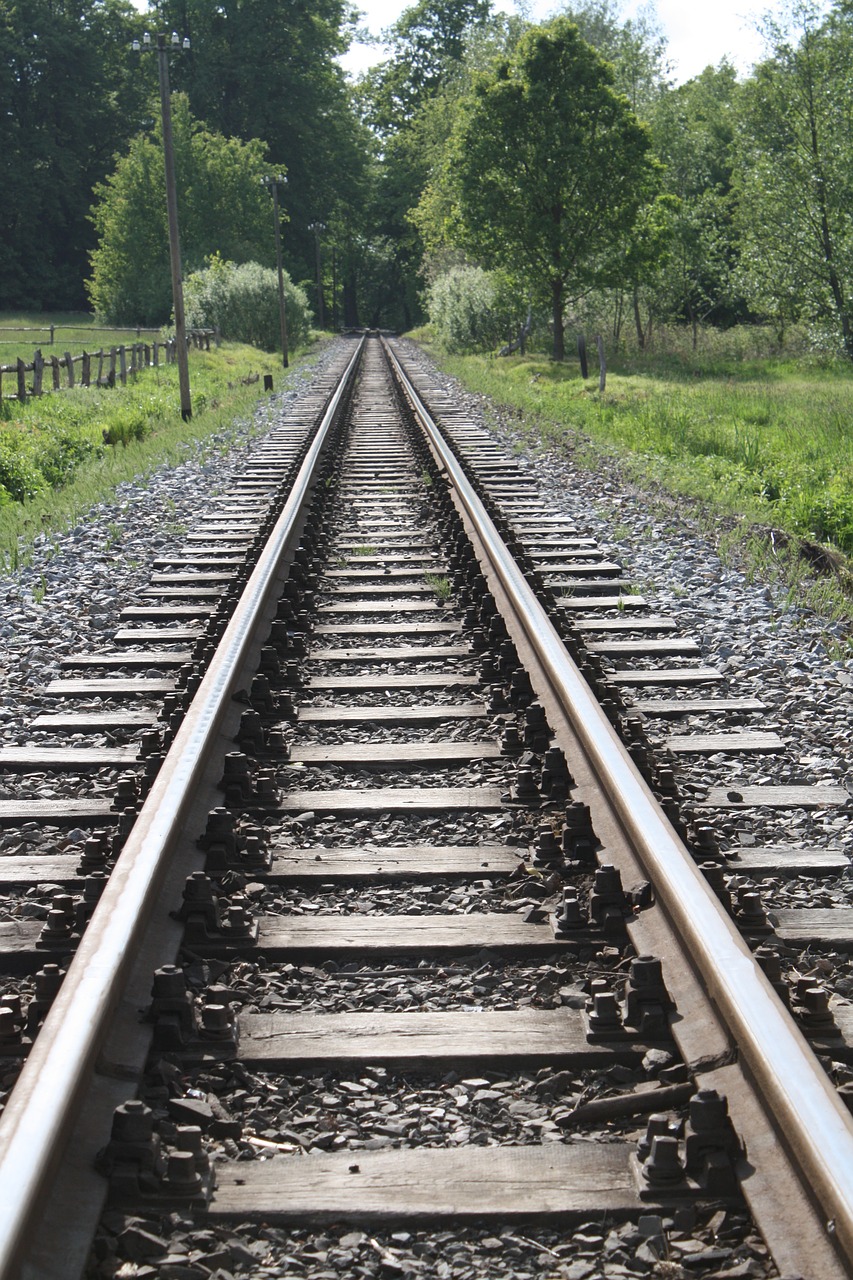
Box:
411 327 853 635
0 316 317 572
0 311 164 364
425 571 451 601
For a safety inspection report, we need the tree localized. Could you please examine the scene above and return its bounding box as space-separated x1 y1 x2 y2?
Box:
0 0 148 309
651 62 742 341
356 0 500 328
360 0 493 136
418 18 660 359
153 0 370 292
734 1 853 355
88 95 270 323
555 0 670 113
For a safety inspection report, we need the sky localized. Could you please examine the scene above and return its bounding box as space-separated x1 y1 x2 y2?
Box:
338 0 808 84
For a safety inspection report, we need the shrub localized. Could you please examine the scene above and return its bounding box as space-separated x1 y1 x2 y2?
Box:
184 257 311 351
0 427 49 501
426 266 521 353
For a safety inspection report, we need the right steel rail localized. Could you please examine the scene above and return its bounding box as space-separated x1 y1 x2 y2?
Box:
385 337 853 1277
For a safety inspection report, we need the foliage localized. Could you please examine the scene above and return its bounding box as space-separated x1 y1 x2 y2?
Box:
183 258 311 351
734 1 853 356
650 62 743 337
154 0 371 303
88 96 271 325
423 331 853 561
553 0 670 112
0 0 148 311
425 264 520 351
0 324 296 568
417 18 661 360
361 0 494 136
355 0 501 329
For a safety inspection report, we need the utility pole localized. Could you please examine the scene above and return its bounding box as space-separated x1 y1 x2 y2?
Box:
308 221 326 330
261 174 289 367
133 30 192 420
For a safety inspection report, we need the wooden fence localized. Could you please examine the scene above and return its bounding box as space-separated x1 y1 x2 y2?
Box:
0 330 216 404
0 324 162 348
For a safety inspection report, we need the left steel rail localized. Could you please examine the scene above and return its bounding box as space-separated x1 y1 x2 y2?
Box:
0 336 365 1280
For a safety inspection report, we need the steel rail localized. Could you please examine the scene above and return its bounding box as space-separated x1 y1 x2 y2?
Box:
384 338 853 1271
0 336 365 1280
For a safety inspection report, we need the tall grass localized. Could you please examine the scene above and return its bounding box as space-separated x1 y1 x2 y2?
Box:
0 321 316 571
420 339 853 558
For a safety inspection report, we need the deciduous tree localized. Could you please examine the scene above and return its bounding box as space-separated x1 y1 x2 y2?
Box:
88 95 270 323
419 18 660 359
734 1 853 355
0 0 147 309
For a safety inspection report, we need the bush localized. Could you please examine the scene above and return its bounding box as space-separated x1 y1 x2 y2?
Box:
426 266 521 353
184 257 311 352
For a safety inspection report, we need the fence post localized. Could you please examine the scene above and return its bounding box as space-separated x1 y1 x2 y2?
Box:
96 350 104 385
119 346 127 386
153 341 160 368
49 325 55 346
51 356 61 390
82 351 91 387
32 350 44 396
64 352 75 388
108 348 117 388
16 359 27 402
143 343 151 369
577 335 589 380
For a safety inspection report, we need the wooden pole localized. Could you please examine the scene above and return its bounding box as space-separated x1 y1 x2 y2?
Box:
157 33 192 420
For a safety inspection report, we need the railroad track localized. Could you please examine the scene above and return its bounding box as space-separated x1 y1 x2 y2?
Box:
0 333 851 1278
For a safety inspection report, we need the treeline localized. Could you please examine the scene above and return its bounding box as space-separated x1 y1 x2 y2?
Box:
3 0 853 357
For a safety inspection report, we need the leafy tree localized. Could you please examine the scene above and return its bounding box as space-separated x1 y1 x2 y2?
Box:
418 18 660 359
734 1 853 355
0 0 148 309
360 0 493 136
88 95 270 323
650 62 742 342
183 257 311 349
554 0 670 113
152 0 370 291
355 0 501 328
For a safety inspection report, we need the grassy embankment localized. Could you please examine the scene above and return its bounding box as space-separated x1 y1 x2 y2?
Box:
412 327 853 639
0 312 312 571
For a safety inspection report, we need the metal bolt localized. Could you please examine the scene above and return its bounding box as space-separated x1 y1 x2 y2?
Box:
111 1099 154 1144
554 889 586 933
152 965 187 999
689 1089 729 1132
0 1008 21 1042
166 1149 202 1194
201 1003 232 1036
587 990 622 1032
643 1135 685 1185
637 1113 673 1161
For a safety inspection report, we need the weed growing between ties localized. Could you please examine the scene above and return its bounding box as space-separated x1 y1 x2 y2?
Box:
0 333 319 572
425 571 452 601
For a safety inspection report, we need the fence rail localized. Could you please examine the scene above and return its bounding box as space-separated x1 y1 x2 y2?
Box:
0 324 162 347
0 330 216 404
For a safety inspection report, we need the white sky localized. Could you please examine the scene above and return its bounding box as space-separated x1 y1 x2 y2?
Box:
340 0 818 84
128 0 829 86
